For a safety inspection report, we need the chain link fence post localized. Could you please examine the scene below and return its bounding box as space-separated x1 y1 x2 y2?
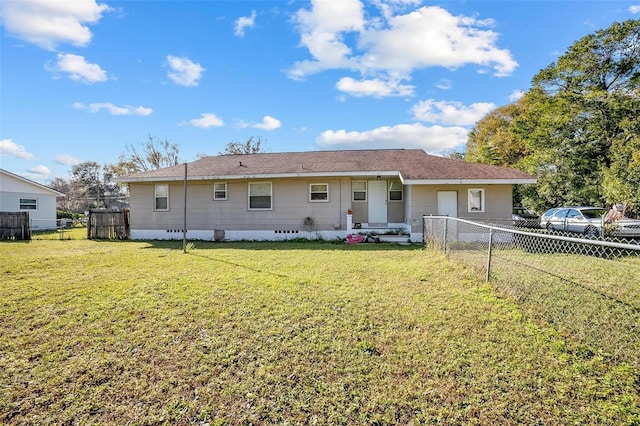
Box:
442 217 448 253
485 228 493 282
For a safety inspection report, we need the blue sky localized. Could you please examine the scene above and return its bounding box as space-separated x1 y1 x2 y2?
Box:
1 0 639 183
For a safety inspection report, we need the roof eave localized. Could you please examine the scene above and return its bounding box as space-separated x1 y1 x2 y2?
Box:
403 179 537 185
114 170 402 183
0 169 66 196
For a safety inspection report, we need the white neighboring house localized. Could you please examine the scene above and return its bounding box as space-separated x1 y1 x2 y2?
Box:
0 169 65 230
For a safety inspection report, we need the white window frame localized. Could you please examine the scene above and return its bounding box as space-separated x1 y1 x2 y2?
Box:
468 188 485 213
309 183 329 202
19 198 38 210
352 181 367 202
388 181 403 202
154 184 169 211
214 182 228 201
248 182 272 210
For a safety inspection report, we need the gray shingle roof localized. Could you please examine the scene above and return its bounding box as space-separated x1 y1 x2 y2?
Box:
115 149 536 184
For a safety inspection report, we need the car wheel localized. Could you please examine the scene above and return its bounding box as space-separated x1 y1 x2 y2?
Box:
545 223 555 234
584 226 599 238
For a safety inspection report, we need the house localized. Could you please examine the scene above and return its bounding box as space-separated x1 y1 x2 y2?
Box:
0 169 65 230
115 149 536 241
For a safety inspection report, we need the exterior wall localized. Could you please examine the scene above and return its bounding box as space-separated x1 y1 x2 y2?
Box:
349 180 404 225
0 172 59 230
129 177 354 236
409 184 513 233
129 178 512 241
387 192 404 223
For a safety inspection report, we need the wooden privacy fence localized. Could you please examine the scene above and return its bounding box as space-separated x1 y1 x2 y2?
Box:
87 209 130 240
0 212 31 240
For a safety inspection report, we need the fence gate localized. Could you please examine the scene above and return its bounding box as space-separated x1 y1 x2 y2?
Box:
0 211 31 240
87 209 130 239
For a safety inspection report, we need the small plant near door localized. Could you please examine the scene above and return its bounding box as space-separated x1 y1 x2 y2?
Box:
384 228 406 235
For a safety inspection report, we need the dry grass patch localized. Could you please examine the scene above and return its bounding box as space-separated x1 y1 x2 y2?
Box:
1 240 639 424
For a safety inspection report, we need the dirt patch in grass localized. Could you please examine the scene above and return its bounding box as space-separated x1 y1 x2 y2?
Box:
1 240 639 424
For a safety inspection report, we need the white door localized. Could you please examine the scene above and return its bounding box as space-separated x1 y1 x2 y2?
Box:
437 191 458 217
437 191 458 239
368 180 388 224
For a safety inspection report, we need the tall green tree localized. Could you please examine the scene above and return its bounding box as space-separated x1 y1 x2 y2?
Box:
466 19 640 214
71 161 105 210
466 94 533 167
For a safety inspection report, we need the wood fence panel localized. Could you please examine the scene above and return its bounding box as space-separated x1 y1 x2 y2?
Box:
87 209 130 240
0 211 31 240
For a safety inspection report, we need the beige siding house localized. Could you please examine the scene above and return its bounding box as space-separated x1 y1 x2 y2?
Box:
116 149 536 241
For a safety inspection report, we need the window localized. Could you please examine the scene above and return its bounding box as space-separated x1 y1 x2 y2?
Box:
19 198 37 210
309 183 328 202
155 184 169 211
468 189 485 212
352 181 367 201
249 182 272 209
389 181 403 201
214 183 227 200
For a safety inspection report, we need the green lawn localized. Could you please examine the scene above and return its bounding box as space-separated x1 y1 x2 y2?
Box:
1 238 639 425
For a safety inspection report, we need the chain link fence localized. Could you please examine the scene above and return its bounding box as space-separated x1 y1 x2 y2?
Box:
423 215 640 369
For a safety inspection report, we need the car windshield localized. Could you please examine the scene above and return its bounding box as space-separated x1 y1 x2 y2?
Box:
580 209 607 219
513 208 532 215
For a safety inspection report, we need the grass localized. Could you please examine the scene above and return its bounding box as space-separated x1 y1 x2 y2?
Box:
1 238 639 425
31 226 87 240
444 241 640 369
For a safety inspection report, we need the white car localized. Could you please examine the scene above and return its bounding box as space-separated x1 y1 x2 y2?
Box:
607 217 640 238
543 206 640 238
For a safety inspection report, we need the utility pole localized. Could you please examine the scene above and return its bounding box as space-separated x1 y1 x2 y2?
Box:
182 162 188 253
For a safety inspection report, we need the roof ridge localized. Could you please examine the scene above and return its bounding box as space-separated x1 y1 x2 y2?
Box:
212 148 419 158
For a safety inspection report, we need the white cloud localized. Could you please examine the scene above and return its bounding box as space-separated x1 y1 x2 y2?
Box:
48 53 107 83
189 113 224 128
0 0 111 50
359 7 517 76
629 5 640 13
235 120 250 129
411 99 495 126
336 76 414 97
73 102 153 116
436 79 452 90
166 55 205 87
0 139 35 160
289 3 517 98
252 116 281 131
236 116 282 130
509 90 525 102
28 165 51 176
55 154 81 166
289 0 365 80
371 0 422 21
316 123 468 153
234 10 257 37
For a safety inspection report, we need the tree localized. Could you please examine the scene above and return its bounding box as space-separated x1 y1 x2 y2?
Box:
465 19 640 214
524 19 640 212
466 95 532 167
220 136 266 155
49 177 80 212
601 116 640 212
71 161 105 210
68 161 124 211
111 135 181 175
105 136 182 205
